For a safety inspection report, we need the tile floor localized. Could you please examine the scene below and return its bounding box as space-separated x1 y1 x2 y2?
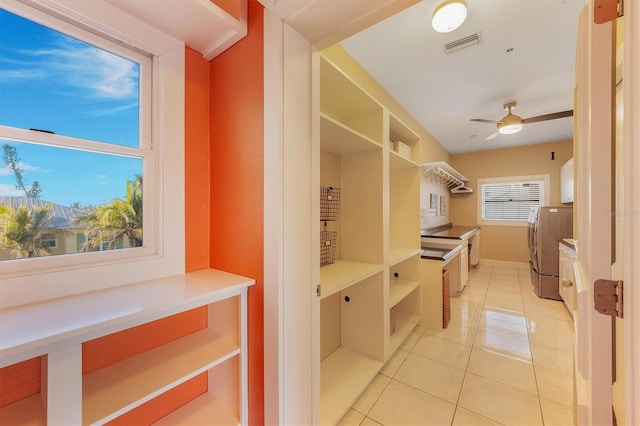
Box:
337 264 575 426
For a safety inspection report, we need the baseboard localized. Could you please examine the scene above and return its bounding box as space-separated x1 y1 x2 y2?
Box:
478 259 530 270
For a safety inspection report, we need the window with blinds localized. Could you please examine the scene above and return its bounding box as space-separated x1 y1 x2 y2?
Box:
477 175 549 226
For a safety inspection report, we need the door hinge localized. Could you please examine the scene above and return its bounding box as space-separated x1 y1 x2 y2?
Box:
594 279 623 318
316 284 321 297
594 0 624 24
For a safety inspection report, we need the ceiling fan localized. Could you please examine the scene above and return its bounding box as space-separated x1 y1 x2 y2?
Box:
470 101 573 140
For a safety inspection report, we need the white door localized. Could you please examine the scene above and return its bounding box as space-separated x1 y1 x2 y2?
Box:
576 2 640 425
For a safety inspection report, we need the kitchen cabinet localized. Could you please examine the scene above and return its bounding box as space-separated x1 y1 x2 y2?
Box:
318 54 421 425
421 226 480 293
0 269 254 425
561 157 574 203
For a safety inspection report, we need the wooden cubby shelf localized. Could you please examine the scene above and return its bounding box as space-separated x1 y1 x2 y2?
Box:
317 51 421 425
83 329 238 425
320 347 383 426
320 260 383 299
0 268 254 426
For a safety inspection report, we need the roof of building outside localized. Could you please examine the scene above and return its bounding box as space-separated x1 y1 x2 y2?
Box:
0 196 86 228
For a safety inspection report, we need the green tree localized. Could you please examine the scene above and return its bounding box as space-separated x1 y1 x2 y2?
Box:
2 144 43 198
76 175 143 250
0 204 53 258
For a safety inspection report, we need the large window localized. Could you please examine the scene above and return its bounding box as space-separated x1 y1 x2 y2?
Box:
0 6 151 264
477 175 550 226
0 0 185 308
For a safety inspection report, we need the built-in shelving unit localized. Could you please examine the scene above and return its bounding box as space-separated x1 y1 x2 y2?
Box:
318 54 421 425
0 269 254 426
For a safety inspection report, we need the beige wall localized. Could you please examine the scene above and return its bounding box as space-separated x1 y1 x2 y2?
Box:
321 45 450 164
450 140 573 263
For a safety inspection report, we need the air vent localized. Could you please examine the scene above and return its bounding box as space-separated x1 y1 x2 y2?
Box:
444 32 482 53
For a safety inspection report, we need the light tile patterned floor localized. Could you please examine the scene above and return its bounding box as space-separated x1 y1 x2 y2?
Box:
337 265 575 426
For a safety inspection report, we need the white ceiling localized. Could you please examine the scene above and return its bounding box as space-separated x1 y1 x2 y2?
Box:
340 0 587 154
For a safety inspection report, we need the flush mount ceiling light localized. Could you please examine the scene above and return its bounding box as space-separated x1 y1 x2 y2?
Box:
432 0 468 33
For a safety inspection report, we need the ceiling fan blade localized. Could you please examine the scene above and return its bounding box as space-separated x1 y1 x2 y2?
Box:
523 110 573 124
485 131 499 140
470 118 500 124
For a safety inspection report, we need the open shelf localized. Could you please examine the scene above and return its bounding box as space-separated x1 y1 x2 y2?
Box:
153 391 238 425
389 313 420 354
320 260 383 299
390 150 419 169
389 247 421 266
390 278 420 307
0 393 45 426
320 56 383 144
320 347 383 426
83 329 239 425
321 113 382 154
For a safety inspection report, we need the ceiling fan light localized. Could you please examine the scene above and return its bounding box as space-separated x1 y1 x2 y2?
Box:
432 0 468 33
498 123 523 135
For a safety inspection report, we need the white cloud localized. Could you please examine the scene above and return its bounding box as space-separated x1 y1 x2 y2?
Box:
0 69 46 81
0 183 24 196
25 38 139 100
0 162 39 176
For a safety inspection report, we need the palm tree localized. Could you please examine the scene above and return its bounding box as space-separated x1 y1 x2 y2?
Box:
0 203 53 258
76 175 143 250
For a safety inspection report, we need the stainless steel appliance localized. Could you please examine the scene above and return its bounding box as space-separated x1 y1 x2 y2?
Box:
527 206 573 300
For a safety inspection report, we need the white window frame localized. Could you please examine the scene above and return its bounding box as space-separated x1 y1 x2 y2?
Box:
0 0 185 309
477 174 550 227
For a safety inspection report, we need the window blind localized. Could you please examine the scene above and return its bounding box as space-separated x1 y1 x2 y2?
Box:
482 180 543 221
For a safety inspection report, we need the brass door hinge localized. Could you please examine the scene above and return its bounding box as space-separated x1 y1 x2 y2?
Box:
594 0 624 24
594 279 623 318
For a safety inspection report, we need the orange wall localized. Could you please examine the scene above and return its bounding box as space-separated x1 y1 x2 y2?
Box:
209 1 264 424
186 47 212 272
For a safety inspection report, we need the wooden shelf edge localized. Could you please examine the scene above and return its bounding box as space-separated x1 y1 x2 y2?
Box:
0 393 45 426
389 278 420 307
152 391 238 425
389 150 419 169
320 260 383 299
320 113 382 153
389 248 421 266
83 329 239 425
320 347 383 426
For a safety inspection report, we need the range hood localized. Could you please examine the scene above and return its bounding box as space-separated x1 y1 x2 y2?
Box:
421 161 474 193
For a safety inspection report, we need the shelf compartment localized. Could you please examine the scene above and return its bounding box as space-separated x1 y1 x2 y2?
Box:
321 113 382 155
389 313 420 355
319 260 383 299
390 278 420 307
82 329 239 425
0 393 45 426
320 347 383 426
320 56 383 144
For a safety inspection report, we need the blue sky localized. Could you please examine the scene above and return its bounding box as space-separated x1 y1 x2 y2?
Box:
0 8 142 206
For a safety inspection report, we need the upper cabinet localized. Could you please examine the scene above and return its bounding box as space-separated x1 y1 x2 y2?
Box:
561 157 574 203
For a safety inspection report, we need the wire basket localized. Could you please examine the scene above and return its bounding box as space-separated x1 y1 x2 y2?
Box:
320 230 337 266
320 186 340 222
